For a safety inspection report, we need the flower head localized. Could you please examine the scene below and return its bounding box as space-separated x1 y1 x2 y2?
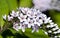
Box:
3 7 60 38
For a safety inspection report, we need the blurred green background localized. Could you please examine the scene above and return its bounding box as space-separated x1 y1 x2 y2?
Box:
0 0 60 38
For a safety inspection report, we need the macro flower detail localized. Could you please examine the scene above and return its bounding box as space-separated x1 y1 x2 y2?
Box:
3 7 60 38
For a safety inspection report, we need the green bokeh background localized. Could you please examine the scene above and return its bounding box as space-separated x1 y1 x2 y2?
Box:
0 0 60 38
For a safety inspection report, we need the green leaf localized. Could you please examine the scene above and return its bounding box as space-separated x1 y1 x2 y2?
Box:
9 28 50 38
7 36 14 38
0 35 3 38
0 0 18 27
19 0 33 8
6 0 18 11
24 29 49 38
0 0 9 27
9 28 17 34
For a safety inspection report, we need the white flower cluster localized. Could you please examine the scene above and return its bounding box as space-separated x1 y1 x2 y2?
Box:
33 0 60 11
3 7 60 38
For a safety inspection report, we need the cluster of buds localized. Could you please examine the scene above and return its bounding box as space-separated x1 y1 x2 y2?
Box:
3 7 60 38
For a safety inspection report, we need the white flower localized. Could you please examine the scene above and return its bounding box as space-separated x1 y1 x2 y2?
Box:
11 10 19 17
54 24 57 26
16 11 19 16
44 31 48 35
54 32 58 34
48 30 52 33
10 10 15 17
57 29 60 33
27 18 33 28
52 27 59 31
19 22 26 32
50 23 57 28
13 22 19 31
34 21 40 26
44 32 48 35
23 21 28 24
27 10 34 17
13 26 19 31
22 28 25 32
40 14 47 20
32 25 39 33
44 17 51 24
19 24 25 32
50 24 55 28
3 14 6 20
32 29 35 33
46 25 50 28
20 7 29 14
27 18 34 24
49 20 52 23
21 25 25 32
32 26 36 33
20 13 27 18
8 15 13 21
19 23 22 29
13 25 19 31
38 19 43 25
18 13 27 22
28 24 31 28
54 36 58 38
50 22 54 25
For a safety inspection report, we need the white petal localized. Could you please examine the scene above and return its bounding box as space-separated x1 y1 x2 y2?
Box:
44 31 48 35
13 25 19 31
48 30 52 33
46 25 50 28
49 20 52 23
32 30 35 33
28 24 31 28
22 28 25 32
11 10 16 17
3 14 6 20
8 15 13 21
52 27 59 31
